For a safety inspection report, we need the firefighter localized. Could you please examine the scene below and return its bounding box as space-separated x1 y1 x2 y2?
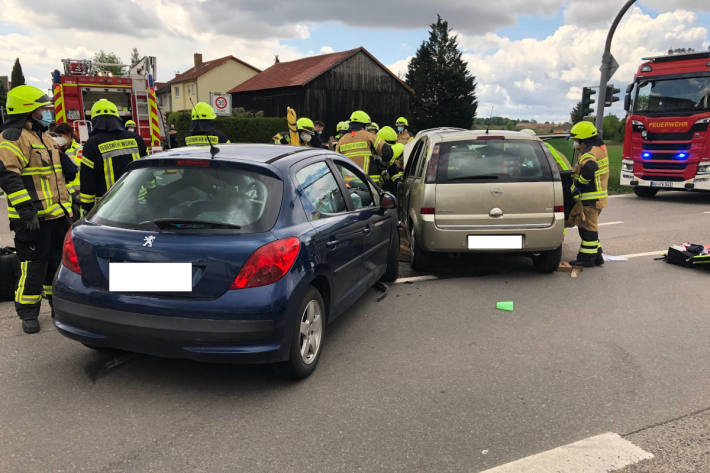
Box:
366 122 379 134
337 110 396 185
52 123 83 218
0 85 74 334
568 121 609 267
296 117 319 147
330 121 349 150
520 128 571 171
185 102 229 146
395 117 413 144
375 126 404 194
273 129 290 144
80 99 147 215
124 119 137 133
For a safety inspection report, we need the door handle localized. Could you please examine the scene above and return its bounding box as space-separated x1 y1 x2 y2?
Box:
362 226 371 234
326 240 339 249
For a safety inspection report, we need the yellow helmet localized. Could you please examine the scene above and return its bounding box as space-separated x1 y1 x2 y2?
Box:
6 85 51 115
349 110 371 125
569 121 598 140
367 122 379 132
296 117 315 134
378 126 397 144
91 99 119 118
125 119 136 127
338 121 350 132
191 102 216 120
395 116 408 127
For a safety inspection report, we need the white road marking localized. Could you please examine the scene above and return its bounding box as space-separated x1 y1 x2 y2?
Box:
618 250 665 259
608 194 631 198
599 221 624 226
704 211 710 214
478 432 653 473
394 275 439 284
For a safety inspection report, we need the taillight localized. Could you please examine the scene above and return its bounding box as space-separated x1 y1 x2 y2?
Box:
230 237 300 289
176 159 210 167
420 208 435 215
62 230 81 274
554 205 564 212
425 144 439 183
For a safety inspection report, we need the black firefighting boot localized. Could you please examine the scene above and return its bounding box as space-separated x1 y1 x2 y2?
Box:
21 318 40 334
570 253 595 268
595 247 604 266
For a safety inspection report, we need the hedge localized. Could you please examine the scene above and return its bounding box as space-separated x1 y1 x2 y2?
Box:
167 111 287 146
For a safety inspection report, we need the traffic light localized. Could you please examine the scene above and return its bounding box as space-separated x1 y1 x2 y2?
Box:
604 84 621 107
581 87 596 116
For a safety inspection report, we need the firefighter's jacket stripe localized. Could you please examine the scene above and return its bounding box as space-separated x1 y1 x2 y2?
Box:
0 126 72 221
336 130 391 176
572 145 609 208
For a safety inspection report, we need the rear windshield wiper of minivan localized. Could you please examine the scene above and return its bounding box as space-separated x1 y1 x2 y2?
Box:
152 218 241 229
448 174 501 181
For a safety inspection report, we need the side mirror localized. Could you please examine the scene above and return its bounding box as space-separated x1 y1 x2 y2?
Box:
624 83 633 112
381 192 396 210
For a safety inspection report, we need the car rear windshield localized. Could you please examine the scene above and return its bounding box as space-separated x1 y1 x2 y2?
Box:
89 164 283 232
436 139 552 183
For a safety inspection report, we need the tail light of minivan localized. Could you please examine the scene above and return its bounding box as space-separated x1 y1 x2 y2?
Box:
62 230 81 274
230 237 301 289
425 144 440 183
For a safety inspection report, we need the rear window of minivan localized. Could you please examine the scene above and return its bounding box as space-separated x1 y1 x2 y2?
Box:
436 139 552 183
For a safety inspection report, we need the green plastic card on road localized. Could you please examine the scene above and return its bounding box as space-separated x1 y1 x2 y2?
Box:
496 301 514 311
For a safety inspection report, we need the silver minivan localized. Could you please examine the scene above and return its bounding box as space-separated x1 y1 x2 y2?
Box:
398 130 565 273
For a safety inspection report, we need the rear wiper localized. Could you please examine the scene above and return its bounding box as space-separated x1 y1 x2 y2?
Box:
152 218 241 229
448 174 500 181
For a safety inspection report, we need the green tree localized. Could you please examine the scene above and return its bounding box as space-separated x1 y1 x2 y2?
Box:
0 81 7 124
405 15 478 130
93 50 123 75
602 114 624 143
570 100 585 124
130 47 141 65
11 58 25 87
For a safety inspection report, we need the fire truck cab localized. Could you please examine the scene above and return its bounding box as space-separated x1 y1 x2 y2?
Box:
51 56 165 153
621 51 710 197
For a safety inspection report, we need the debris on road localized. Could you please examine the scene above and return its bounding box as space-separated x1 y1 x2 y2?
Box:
496 301 514 311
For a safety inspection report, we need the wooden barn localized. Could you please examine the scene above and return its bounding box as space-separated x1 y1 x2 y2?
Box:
229 47 413 137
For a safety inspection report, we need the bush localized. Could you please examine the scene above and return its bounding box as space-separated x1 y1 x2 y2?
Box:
167 111 287 146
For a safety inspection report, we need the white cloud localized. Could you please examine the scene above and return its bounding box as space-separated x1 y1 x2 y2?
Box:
387 57 412 80
319 46 334 54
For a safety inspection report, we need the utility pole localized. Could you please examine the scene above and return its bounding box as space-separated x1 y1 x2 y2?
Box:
595 0 637 137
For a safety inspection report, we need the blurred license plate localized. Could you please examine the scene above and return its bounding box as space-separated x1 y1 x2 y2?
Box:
467 235 523 250
649 181 673 188
109 263 192 292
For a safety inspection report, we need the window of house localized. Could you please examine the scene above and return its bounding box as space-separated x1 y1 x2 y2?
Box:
174 86 180 98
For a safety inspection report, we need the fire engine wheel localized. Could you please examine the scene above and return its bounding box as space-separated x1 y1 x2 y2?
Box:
633 187 658 198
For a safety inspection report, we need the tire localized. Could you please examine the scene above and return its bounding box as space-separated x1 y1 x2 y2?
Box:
532 245 562 273
277 286 326 380
409 225 433 271
633 187 658 198
380 229 400 282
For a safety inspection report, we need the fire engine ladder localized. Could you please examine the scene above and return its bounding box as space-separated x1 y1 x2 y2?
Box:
132 79 150 138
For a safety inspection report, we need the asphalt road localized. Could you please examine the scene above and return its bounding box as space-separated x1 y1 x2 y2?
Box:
0 191 709 472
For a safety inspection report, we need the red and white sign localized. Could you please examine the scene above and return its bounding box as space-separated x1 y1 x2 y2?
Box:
210 93 231 116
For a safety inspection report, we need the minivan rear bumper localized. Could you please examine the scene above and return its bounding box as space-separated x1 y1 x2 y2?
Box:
419 213 564 253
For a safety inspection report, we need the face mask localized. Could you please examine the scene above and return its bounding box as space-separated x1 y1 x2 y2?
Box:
573 141 581 150
300 132 312 143
127 127 135 133
36 109 53 128
54 136 67 147
317 130 322 135
397 126 404 133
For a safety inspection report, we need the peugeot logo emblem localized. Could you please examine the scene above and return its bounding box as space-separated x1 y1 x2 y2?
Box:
143 235 156 247
490 187 503 197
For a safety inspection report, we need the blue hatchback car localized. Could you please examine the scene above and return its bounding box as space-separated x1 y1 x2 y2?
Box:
53 144 399 378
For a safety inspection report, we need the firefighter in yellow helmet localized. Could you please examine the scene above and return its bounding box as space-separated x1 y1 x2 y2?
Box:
80 99 147 215
296 117 320 147
337 110 396 185
568 121 609 267
0 85 76 333
185 102 230 146
376 126 405 193
124 119 137 133
395 116 413 144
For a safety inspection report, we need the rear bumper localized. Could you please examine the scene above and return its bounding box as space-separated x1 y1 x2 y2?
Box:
620 160 710 191
418 213 564 253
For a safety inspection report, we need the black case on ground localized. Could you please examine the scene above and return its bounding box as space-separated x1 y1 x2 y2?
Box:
0 247 19 301
665 245 710 268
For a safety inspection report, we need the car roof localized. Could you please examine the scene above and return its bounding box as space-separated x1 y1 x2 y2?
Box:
149 144 336 168
434 129 544 142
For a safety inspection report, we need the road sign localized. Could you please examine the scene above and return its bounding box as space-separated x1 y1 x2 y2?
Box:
602 54 619 81
210 93 231 116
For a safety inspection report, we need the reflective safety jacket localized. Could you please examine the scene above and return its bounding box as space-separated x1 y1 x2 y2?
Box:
80 129 147 212
64 139 83 194
0 122 72 221
185 121 230 146
336 129 393 183
544 142 571 171
572 145 609 209
397 129 413 144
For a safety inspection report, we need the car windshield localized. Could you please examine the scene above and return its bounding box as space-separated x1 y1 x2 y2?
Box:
633 76 710 114
89 164 283 232
436 139 551 183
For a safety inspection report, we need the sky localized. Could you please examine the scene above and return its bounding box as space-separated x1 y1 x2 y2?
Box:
1 0 709 123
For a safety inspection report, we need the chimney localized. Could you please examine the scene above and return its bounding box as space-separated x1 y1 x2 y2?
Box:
194 53 203 69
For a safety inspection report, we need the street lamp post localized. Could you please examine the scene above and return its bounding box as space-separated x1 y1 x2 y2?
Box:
595 0 637 137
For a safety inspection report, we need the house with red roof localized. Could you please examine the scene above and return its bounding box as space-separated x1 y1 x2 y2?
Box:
162 53 260 112
230 47 413 137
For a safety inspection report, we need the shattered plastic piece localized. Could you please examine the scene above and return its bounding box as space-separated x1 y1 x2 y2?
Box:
602 254 628 262
496 301 514 311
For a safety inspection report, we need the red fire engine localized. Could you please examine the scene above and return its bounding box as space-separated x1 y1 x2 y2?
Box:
621 51 710 197
51 56 165 153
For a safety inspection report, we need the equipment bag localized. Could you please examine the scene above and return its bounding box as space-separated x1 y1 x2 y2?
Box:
0 247 19 301
665 243 710 268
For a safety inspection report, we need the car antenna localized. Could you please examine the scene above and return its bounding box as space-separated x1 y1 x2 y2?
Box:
485 105 494 134
189 97 220 159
